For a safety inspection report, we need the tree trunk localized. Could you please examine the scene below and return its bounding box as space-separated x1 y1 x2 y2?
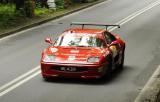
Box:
24 0 35 18
14 0 24 10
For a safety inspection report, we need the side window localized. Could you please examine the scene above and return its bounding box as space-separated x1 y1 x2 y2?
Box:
104 31 116 44
96 38 106 48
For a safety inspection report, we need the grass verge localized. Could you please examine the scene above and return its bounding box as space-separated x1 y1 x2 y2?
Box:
0 1 102 35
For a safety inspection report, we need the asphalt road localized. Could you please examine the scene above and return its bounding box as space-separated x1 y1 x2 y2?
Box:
0 0 160 102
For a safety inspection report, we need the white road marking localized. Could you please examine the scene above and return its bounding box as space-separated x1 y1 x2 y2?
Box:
1 0 160 97
134 65 160 102
108 0 160 31
0 71 41 97
0 66 39 92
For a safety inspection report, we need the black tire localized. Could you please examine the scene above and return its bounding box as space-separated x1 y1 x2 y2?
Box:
43 76 51 81
105 57 113 79
97 56 113 81
118 49 125 70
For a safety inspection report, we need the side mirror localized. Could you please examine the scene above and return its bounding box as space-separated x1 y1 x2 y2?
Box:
45 37 53 44
107 41 118 48
111 41 118 45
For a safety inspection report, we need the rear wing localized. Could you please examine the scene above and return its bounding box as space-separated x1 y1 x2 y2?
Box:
70 22 120 30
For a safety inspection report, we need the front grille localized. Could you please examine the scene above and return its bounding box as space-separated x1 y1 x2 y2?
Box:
51 66 88 72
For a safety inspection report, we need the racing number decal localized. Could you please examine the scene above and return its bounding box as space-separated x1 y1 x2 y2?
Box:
109 45 118 57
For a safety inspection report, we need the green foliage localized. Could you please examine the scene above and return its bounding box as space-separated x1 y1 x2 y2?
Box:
24 0 35 17
35 8 53 15
0 0 98 32
0 4 21 27
55 0 64 9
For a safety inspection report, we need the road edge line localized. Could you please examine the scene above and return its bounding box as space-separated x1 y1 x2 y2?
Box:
134 65 160 102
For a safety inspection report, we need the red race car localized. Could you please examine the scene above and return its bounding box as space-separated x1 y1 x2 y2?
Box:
41 22 125 80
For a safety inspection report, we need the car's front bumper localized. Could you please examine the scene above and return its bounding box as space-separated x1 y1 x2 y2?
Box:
41 62 107 79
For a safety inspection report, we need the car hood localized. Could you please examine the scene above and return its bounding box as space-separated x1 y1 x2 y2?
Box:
44 46 105 63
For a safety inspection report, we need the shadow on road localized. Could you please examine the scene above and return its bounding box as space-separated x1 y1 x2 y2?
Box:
43 65 132 85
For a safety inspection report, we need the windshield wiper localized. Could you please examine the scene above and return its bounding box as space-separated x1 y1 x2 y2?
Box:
77 45 93 47
77 45 86 47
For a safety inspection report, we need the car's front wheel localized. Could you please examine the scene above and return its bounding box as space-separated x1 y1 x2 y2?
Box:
105 56 113 79
118 48 125 70
42 75 51 81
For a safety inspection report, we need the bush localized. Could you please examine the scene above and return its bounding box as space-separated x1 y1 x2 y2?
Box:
35 8 52 15
0 4 14 19
55 0 64 9
0 4 20 27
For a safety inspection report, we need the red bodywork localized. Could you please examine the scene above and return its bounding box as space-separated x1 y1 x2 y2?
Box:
41 28 125 79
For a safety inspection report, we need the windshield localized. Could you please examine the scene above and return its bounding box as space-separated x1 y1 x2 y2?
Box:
54 33 105 47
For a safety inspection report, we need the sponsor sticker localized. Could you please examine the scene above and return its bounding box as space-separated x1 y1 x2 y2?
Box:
110 45 117 57
68 56 76 61
70 50 79 53
50 48 58 53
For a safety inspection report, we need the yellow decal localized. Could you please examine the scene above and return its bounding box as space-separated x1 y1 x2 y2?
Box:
110 45 117 57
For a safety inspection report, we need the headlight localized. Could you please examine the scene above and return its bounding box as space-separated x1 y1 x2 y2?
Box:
43 55 55 62
87 57 100 63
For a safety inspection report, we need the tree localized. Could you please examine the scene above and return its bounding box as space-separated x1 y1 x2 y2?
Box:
14 0 35 18
24 0 35 17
